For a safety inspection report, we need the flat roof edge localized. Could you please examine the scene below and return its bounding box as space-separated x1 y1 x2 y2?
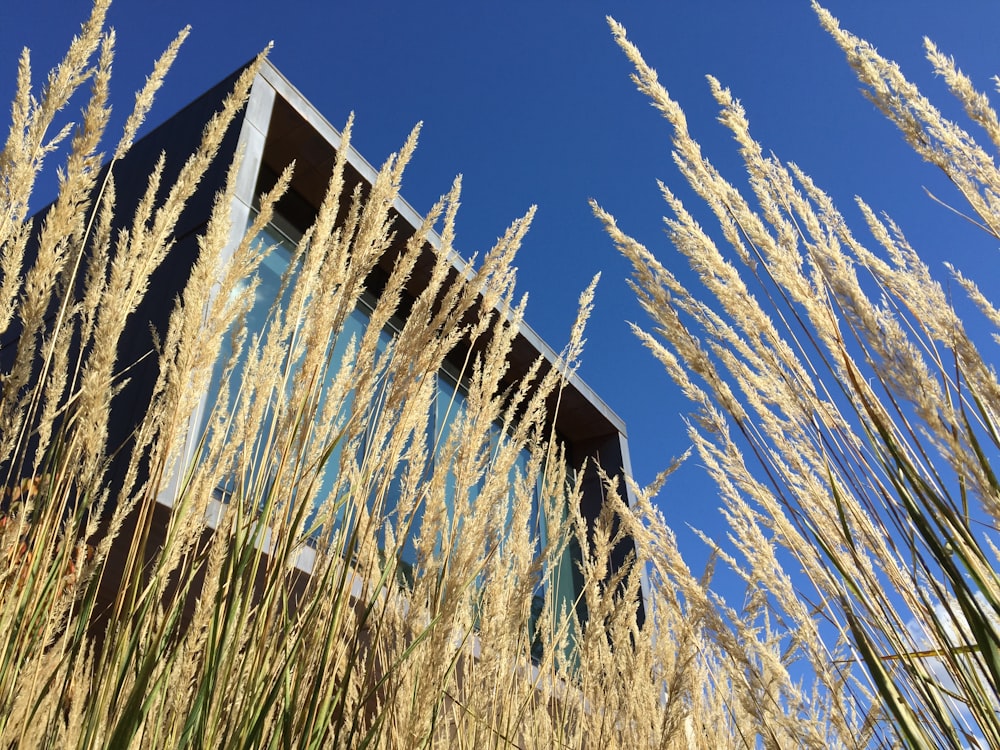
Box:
253 61 628 438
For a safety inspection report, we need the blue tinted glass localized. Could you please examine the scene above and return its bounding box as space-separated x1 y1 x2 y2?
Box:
201 215 580 630
435 373 462 521
300 304 371 537
202 221 296 497
202 219 378 541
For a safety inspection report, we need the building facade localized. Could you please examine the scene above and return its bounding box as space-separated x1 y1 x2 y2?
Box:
92 60 645 633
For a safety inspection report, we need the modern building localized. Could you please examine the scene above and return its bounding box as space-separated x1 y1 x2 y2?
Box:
76 60 645 634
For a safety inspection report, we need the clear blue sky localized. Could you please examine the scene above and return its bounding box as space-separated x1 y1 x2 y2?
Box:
3 1 999 571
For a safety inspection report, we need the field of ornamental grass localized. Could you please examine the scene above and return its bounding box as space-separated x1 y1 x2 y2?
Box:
0 1 997 746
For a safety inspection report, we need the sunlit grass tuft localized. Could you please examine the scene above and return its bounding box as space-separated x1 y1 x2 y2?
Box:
600 4 1000 746
0 4 669 748
9 1 995 747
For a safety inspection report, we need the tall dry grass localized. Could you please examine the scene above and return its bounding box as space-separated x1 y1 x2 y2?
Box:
0 3 696 748
7 0 993 747
598 3 1000 747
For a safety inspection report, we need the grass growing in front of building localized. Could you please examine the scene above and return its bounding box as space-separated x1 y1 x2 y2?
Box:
0 4 684 746
2 1 996 747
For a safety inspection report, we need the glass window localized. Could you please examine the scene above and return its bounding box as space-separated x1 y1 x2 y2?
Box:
200 214 388 531
200 213 581 656
201 217 299 500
